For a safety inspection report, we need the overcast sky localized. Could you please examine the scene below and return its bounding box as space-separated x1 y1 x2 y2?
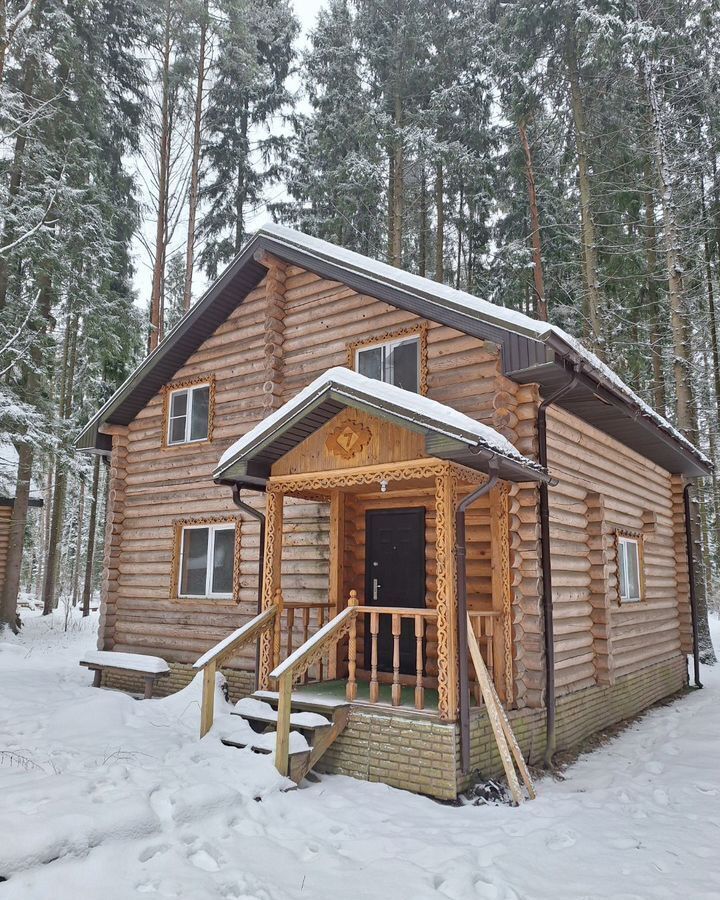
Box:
131 0 327 309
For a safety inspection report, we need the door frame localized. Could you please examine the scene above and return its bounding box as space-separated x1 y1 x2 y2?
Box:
363 506 426 675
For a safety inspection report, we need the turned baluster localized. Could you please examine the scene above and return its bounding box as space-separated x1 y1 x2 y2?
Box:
369 611 379 703
272 588 284 669
391 613 401 707
414 615 424 710
346 590 358 701
286 607 295 659
302 607 310 683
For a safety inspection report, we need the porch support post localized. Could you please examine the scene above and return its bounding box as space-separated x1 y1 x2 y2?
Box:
258 486 284 689
435 466 458 721
490 482 513 705
328 490 345 678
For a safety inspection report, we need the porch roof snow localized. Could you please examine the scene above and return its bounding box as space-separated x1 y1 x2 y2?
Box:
214 366 549 485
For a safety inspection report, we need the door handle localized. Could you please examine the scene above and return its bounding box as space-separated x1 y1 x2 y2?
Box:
372 578 380 601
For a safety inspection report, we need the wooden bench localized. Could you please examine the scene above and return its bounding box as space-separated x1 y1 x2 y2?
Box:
80 651 171 699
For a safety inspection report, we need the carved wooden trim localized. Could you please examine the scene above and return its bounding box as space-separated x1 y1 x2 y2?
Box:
347 323 429 395
490 482 513 704
169 515 242 603
160 374 216 448
268 458 485 497
325 420 373 461
258 490 284 688
434 468 458 721
614 529 646 604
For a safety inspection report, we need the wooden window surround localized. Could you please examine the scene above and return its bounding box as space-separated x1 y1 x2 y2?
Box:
615 530 645 604
170 516 242 603
347 324 429 395
161 375 216 448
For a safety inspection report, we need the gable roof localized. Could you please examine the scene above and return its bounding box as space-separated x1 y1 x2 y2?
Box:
214 367 551 486
77 223 711 477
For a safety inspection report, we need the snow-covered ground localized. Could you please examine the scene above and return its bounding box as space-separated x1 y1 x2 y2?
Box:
1 610 719 900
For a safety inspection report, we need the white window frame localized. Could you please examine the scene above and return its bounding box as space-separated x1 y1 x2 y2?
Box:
167 383 210 445
354 335 421 392
178 522 235 599
617 535 642 603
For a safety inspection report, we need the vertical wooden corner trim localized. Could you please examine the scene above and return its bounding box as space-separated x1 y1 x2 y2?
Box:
347 323 429 395
434 467 458 720
160 374 216 448
258 488 284 688
490 482 513 705
169 515 242 603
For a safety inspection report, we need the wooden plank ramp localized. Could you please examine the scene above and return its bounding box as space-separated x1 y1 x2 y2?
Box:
467 614 536 804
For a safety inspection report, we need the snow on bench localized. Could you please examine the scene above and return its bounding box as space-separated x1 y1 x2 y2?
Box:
79 651 171 699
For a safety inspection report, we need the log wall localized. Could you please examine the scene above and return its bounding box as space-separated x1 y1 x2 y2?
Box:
546 406 687 692
105 266 514 673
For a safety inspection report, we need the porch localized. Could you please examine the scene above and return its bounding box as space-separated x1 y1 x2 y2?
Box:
204 367 550 781
255 457 515 722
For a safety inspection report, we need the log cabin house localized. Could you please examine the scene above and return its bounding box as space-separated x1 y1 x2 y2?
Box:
77 224 710 799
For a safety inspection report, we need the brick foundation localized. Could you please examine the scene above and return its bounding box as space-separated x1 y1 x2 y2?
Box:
102 654 688 802
101 662 255 702
319 654 688 800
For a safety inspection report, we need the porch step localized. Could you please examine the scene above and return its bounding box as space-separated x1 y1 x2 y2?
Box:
220 691 350 785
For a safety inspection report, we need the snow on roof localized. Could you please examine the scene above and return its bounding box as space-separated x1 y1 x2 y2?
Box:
215 366 543 476
259 223 710 469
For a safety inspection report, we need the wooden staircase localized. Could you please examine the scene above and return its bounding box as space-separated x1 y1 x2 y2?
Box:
220 691 349 784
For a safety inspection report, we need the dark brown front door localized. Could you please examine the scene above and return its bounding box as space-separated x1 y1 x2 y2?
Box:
364 508 426 674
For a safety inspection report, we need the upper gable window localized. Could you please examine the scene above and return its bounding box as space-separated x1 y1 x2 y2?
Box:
168 383 210 444
355 335 420 393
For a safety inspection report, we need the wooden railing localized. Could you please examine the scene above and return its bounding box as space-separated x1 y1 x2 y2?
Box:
269 605 357 776
468 610 501 706
193 604 277 737
273 594 332 681
347 596 438 710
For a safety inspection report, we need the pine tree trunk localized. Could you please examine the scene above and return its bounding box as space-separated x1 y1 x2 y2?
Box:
566 30 602 352
518 118 547 320
182 0 208 311
641 55 695 438
419 163 427 277
148 0 172 353
642 171 667 415
389 88 403 267
71 477 85 606
701 177 720 428
81 455 100 618
434 162 444 283
0 30 38 311
0 441 33 631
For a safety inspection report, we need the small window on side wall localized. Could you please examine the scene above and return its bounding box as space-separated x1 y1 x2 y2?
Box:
617 534 642 603
167 382 211 445
178 523 236 599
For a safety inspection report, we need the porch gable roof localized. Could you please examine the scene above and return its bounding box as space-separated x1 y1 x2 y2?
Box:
213 367 550 487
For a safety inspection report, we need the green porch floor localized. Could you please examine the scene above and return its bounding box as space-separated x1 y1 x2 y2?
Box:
294 678 439 711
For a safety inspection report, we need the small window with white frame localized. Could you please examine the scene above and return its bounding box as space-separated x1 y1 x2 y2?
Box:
617 534 643 603
178 523 235 599
355 334 421 393
167 382 210 445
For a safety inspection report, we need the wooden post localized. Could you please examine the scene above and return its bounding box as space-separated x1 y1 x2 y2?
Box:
328 491 345 678
272 587 284 668
415 615 425 710
200 660 216 738
391 613 401 706
275 670 293 777
490 482 513 704
258 488 284 689
435 468 458 720
346 590 358 701
370 611 379 703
